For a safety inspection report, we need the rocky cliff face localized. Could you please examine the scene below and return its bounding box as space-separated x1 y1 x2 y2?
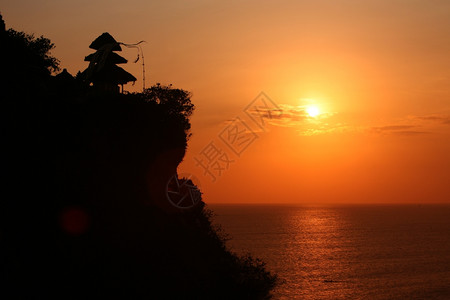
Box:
1 19 276 297
3 89 277 298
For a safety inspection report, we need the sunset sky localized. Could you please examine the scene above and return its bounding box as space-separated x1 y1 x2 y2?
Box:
3 0 450 204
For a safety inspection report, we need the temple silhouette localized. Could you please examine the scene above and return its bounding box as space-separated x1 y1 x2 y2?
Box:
81 32 136 93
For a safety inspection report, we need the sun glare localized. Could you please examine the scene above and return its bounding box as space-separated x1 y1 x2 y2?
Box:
306 106 320 117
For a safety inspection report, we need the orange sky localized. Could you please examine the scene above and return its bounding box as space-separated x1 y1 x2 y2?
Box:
3 0 450 204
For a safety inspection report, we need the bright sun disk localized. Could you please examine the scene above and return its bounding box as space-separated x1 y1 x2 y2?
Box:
306 106 320 117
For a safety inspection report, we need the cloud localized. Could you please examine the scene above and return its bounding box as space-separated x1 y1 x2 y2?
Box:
227 102 450 137
369 125 429 136
244 104 305 123
414 115 450 125
300 123 352 136
242 103 355 136
395 131 430 136
368 114 450 136
372 125 416 131
259 104 345 135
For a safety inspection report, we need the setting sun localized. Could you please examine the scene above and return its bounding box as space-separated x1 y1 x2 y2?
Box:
306 106 320 117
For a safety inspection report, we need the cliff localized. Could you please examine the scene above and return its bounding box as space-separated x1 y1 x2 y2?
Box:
1 18 277 299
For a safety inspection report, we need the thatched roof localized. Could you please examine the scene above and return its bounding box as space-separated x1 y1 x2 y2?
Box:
55 68 74 81
81 64 136 85
89 32 121 51
106 65 136 84
84 52 127 64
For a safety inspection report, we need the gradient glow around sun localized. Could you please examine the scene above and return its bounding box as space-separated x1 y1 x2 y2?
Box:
306 106 320 117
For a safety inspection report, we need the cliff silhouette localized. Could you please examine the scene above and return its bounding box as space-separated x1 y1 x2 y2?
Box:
1 14 276 299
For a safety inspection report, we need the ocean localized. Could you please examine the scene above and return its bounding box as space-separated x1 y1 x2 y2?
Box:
209 204 450 299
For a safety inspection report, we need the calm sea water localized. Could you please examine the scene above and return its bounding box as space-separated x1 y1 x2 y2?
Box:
209 204 450 299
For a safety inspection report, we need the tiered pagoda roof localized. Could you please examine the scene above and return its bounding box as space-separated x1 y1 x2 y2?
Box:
82 32 136 91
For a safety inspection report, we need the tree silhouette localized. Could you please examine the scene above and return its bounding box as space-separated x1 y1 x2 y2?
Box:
140 83 195 134
1 13 59 94
5 28 59 74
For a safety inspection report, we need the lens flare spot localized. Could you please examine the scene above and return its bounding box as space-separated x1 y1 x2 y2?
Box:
60 207 90 235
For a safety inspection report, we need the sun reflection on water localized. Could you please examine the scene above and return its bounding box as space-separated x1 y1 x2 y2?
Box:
276 207 354 299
